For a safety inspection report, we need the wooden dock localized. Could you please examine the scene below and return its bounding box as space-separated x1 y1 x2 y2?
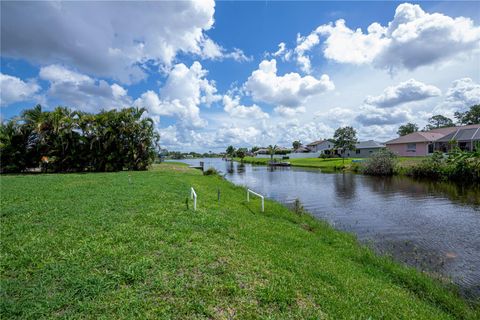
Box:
189 161 204 171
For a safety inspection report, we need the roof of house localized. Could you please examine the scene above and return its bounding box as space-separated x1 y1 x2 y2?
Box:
355 140 385 149
386 125 480 145
306 140 327 146
293 146 312 153
386 132 448 144
254 148 269 154
436 125 480 142
254 146 291 154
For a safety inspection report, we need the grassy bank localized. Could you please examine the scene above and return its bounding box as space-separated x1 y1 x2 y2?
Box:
1 163 478 319
236 156 425 171
235 156 356 170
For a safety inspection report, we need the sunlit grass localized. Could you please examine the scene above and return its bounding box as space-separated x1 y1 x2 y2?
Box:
1 163 478 318
238 156 358 168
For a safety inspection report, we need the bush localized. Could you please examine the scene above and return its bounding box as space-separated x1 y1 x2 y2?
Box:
363 149 397 176
350 162 362 173
203 167 219 176
405 147 480 183
292 198 305 215
405 152 445 179
319 153 334 159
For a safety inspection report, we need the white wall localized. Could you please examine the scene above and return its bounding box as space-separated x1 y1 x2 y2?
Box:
286 152 321 159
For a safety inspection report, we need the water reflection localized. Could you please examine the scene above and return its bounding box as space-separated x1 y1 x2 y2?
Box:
333 173 357 200
179 158 480 297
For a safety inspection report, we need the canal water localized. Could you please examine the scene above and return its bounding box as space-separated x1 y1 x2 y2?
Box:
179 158 480 297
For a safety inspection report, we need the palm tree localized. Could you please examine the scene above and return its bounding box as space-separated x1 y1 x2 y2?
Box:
268 144 278 162
1 105 159 173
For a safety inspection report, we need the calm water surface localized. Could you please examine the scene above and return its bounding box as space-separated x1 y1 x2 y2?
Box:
179 158 480 297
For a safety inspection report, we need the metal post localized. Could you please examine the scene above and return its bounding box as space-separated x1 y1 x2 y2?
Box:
190 187 197 211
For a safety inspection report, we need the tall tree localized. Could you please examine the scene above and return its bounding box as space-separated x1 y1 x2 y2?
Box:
454 105 480 125
267 144 278 162
0 105 159 173
250 146 259 153
333 126 358 164
236 147 248 162
292 140 302 150
225 145 235 159
397 123 419 136
425 115 454 130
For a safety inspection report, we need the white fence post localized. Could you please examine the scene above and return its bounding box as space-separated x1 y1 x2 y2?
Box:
247 188 264 212
190 187 197 211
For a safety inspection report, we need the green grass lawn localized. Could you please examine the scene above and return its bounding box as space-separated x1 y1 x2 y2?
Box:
237 157 357 169
238 156 427 171
1 163 478 319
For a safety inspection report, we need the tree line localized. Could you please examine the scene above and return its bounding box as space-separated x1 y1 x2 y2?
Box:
0 105 159 173
397 105 479 136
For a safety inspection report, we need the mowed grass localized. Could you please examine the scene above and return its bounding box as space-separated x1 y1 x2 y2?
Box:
1 163 478 319
237 157 357 169
238 156 427 170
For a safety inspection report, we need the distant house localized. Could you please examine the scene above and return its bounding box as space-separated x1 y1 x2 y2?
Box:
254 148 269 155
342 140 385 158
253 146 292 158
306 140 334 154
386 124 480 156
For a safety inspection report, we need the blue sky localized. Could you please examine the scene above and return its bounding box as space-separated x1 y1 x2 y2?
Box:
1 1 479 151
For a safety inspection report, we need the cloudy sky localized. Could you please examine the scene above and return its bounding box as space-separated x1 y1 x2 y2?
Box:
1 1 479 151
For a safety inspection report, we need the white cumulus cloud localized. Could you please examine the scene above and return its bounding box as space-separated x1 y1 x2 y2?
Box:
432 78 480 118
364 79 441 108
134 61 220 128
39 65 131 112
244 59 334 109
223 95 269 119
294 3 480 71
1 0 243 83
355 105 411 126
274 106 306 117
295 33 320 73
0 73 40 106
444 78 480 109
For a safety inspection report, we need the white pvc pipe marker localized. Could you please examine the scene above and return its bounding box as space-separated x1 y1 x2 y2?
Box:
247 188 264 212
190 187 197 211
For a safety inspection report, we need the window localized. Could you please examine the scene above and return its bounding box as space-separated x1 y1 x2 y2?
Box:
406 143 416 152
428 143 434 154
459 142 468 151
356 149 360 154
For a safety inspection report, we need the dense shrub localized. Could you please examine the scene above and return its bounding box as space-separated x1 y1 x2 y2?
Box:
0 105 159 173
406 147 480 183
319 153 335 159
406 152 445 180
350 162 362 173
203 167 219 176
362 149 397 176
